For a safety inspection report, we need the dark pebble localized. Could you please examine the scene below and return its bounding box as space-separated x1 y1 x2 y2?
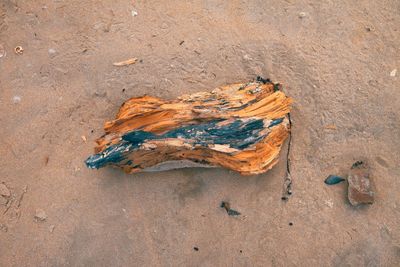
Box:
324 175 345 185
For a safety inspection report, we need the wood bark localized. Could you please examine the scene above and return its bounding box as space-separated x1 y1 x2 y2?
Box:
86 80 293 175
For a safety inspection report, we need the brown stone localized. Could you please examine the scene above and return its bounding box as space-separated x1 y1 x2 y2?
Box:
347 161 374 206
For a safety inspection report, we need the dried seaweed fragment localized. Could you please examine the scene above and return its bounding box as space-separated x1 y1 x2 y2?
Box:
86 79 293 175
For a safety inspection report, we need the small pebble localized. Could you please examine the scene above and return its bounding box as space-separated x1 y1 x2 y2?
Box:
390 69 397 77
48 48 56 54
81 135 87 143
193 247 199 251
325 199 334 208
243 54 252 60
324 175 346 185
13 96 21 104
299 12 307 18
34 209 47 221
131 10 138 17
0 44 5 58
227 209 241 216
49 225 55 233
0 183 11 197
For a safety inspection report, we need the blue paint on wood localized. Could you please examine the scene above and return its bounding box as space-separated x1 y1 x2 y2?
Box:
85 117 285 169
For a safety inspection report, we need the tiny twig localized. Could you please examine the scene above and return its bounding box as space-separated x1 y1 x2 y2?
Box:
282 113 293 201
3 199 12 215
17 186 28 208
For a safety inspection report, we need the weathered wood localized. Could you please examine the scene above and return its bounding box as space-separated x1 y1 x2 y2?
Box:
86 79 293 175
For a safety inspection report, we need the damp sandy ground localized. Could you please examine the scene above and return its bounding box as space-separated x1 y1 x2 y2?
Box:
1 1 399 266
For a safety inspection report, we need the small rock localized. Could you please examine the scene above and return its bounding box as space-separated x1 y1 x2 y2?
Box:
48 48 56 54
94 91 106 97
390 69 397 77
0 44 6 58
220 201 241 216
13 95 21 104
243 54 252 60
324 175 345 185
49 225 55 233
81 135 87 143
347 161 374 206
131 10 138 17
299 12 307 18
0 183 11 198
227 209 241 216
34 209 47 221
324 199 334 208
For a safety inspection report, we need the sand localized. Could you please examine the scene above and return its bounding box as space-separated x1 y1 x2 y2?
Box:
0 0 399 266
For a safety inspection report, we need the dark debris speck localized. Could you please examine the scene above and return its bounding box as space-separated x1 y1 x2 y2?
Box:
256 76 271 84
227 209 241 216
273 83 281 92
352 160 364 168
220 201 241 216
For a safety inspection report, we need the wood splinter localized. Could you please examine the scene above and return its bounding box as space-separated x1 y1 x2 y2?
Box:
85 79 293 175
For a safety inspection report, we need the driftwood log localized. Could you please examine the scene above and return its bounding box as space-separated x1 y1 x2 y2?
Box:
85 79 293 175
